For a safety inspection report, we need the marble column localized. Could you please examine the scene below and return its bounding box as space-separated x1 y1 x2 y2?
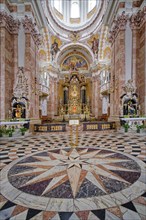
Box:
109 36 115 119
22 15 41 119
25 33 36 118
0 12 20 120
109 12 128 121
130 9 146 115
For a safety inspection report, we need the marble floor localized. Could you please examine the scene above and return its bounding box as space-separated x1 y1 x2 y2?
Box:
0 131 146 220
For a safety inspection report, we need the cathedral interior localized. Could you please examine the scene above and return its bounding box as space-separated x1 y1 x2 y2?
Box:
0 0 146 220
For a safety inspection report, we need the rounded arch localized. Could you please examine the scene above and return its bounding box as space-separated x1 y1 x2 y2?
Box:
55 43 94 66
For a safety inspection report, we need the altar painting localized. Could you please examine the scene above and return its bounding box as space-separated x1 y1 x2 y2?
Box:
61 55 88 71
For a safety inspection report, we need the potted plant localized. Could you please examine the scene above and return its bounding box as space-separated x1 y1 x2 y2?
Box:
6 128 14 137
20 127 27 135
136 124 144 133
123 123 130 132
0 127 5 137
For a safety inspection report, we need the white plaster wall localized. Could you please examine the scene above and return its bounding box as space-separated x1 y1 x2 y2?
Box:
125 21 132 82
18 23 25 67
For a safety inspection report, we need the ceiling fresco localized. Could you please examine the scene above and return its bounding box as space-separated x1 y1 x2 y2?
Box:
61 55 88 72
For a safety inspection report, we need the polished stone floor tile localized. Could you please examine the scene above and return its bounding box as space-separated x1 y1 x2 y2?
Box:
0 131 146 219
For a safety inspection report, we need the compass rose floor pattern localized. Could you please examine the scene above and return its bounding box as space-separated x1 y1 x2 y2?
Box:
0 131 146 220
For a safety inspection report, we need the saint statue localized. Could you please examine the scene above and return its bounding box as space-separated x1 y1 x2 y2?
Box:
15 105 22 118
91 37 99 55
51 39 59 61
128 104 135 115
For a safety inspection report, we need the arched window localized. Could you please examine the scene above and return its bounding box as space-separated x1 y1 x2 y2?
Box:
71 0 80 18
54 0 62 13
88 0 96 12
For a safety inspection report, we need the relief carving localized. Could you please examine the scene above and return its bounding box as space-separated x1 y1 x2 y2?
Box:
123 79 136 95
13 67 29 98
69 31 80 43
121 80 138 116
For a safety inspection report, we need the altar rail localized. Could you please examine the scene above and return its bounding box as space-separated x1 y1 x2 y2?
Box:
34 122 116 132
83 122 116 131
34 124 66 132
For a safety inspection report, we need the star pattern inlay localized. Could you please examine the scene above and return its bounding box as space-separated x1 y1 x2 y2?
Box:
9 148 140 198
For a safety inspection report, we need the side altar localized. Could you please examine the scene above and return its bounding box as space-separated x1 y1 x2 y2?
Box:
120 117 146 130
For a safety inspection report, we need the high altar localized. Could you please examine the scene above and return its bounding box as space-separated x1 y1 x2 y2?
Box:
58 72 90 119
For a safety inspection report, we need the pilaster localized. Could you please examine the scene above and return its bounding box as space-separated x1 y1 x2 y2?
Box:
22 15 41 119
130 8 146 115
0 11 20 120
109 12 128 120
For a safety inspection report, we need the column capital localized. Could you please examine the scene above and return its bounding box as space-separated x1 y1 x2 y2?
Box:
0 11 20 34
109 12 129 43
22 15 42 47
130 8 146 30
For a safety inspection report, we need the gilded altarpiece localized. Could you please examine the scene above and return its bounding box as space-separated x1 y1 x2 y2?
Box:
59 72 90 117
68 76 81 114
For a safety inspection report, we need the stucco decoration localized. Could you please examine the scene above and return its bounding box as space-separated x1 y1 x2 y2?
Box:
13 67 29 98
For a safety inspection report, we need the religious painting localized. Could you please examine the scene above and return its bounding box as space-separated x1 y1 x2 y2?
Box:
38 49 47 61
103 47 111 60
88 34 99 55
51 36 62 49
51 36 62 60
61 55 88 71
